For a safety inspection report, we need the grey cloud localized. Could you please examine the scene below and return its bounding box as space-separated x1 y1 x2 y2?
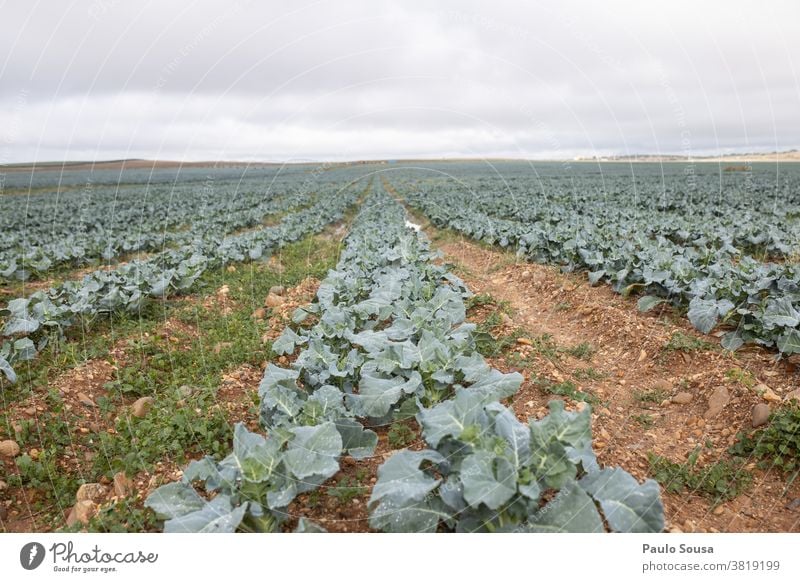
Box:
0 0 798 162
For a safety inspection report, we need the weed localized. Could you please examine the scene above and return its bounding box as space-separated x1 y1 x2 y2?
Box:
632 413 655 428
725 367 756 389
388 423 417 449
648 448 751 505
327 477 367 504
664 331 714 353
731 404 800 474
572 367 606 381
539 378 599 405
633 387 670 404
563 342 595 360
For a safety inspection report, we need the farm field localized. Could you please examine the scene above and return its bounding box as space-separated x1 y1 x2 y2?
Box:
1 161 799 532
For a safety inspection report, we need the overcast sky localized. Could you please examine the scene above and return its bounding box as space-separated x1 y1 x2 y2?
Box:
1 0 798 162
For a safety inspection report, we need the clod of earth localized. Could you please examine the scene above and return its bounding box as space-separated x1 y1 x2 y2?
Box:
131 396 154 418
265 293 284 308
0 439 20 458
671 392 693 405
751 403 771 428
704 386 731 419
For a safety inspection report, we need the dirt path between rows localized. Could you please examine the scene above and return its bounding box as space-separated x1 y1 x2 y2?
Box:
432 234 800 532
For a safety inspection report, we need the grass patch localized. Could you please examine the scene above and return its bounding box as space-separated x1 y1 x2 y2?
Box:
562 342 595 360
572 367 606 381
387 423 418 449
664 331 714 353
648 449 752 505
730 404 800 475
725 367 757 389
633 387 670 404
539 378 599 405
632 413 655 428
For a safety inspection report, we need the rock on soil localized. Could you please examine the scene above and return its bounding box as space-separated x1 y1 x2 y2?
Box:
67 500 96 526
0 479 7 491
0 440 20 458
671 392 693 405
265 293 284 308
269 285 286 296
131 397 154 418
77 392 96 407
653 379 672 392
704 386 730 419
751 403 771 428
76 483 107 503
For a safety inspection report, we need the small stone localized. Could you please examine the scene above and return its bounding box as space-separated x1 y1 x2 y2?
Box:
77 392 96 407
218 285 230 295
671 392 693 405
501 313 513 326
784 388 800 403
637 349 647 362
252 308 266 320
177 385 193 398
76 483 107 503
683 519 695 532
759 386 781 403
24 406 36 415
712 505 725 516
0 479 7 491
0 440 20 458
669 526 683 534
131 397 154 418
751 403 771 428
226 265 237 273
73 500 96 525
653 379 672 392
268 285 286 296
265 294 284 308
704 386 730 419
113 472 133 498
516 337 532 346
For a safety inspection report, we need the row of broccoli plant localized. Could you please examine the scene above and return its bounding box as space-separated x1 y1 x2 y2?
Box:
397 178 800 356
144 186 664 533
0 178 312 283
0 186 359 385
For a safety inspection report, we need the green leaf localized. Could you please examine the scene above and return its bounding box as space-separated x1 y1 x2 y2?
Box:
637 295 667 312
0 355 17 384
335 418 378 460
295 517 328 532
776 329 800 355
526 481 604 532
688 298 718 334
163 496 247 533
460 451 517 510
580 468 664 532
369 450 449 533
232 423 282 483
285 422 342 480
417 388 488 447
144 482 205 519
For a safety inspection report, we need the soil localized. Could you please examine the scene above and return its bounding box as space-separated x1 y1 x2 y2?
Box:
435 236 800 533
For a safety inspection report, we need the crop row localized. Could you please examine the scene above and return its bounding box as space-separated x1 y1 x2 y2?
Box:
395 176 800 356
0 175 315 281
145 186 664 533
0 184 359 384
